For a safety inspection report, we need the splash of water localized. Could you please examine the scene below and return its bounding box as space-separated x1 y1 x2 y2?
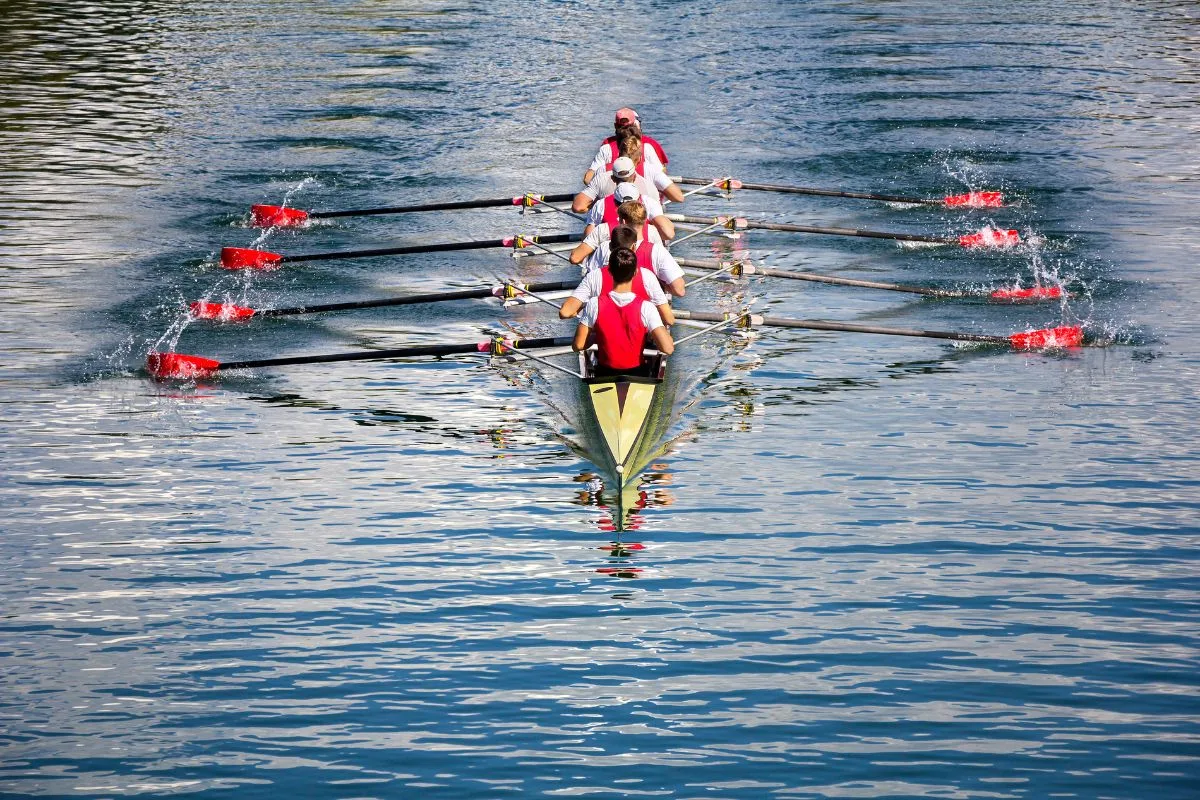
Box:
246 176 322 245
940 153 995 193
280 176 319 208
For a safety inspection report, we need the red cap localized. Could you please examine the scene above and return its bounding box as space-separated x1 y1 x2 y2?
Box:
614 107 640 127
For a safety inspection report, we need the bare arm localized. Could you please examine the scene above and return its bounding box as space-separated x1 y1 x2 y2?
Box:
569 241 594 265
582 168 596 185
651 326 674 355
572 191 593 214
656 302 675 327
652 215 675 241
662 182 685 204
559 296 584 320
572 322 592 352
666 277 686 297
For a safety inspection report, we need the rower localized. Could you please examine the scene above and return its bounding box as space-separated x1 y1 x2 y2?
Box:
576 163 675 242
570 200 686 298
582 107 669 185
571 246 674 376
560 225 675 326
613 126 685 205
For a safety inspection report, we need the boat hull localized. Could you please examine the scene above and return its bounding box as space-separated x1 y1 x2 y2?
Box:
579 349 672 486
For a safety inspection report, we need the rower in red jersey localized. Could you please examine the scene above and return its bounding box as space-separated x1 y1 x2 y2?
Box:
576 166 675 242
561 225 675 324
582 107 669 186
613 126 684 205
570 201 685 298
572 246 674 376
574 126 683 222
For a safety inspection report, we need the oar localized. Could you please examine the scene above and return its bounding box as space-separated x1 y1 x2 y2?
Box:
665 214 1019 249
675 257 1063 302
189 280 580 321
250 192 577 228
220 233 581 270
672 176 1004 208
674 309 1083 350
147 335 574 380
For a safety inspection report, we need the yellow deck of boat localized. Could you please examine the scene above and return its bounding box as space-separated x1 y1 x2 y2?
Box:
586 378 659 475
579 348 671 485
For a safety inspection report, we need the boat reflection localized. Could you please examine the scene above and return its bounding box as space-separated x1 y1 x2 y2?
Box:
571 466 674 533
570 465 675 577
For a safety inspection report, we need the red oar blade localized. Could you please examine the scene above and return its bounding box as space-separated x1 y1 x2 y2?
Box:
944 191 1004 208
250 205 309 228
959 228 1020 248
1008 325 1083 350
990 286 1064 302
147 352 221 380
189 301 256 321
221 247 283 270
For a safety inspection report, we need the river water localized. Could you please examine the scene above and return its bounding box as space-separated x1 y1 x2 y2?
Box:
1 1 1197 797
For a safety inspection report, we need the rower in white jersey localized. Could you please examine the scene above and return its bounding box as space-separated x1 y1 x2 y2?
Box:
582 107 670 185
570 199 686 298
574 141 681 222
579 123 684 208
559 224 676 325
576 164 675 243
608 125 685 205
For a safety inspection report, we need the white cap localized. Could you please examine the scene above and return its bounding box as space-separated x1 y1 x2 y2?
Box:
614 182 641 203
611 156 636 179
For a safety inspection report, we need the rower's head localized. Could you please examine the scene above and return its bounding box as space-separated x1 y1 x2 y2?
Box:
614 107 641 131
611 157 637 184
608 246 638 284
616 127 643 163
610 224 639 254
617 201 647 227
613 182 641 207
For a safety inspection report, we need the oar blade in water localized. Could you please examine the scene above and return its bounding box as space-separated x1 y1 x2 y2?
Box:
1008 325 1083 350
250 205 309 228
221 247 282 270
147 352 222 380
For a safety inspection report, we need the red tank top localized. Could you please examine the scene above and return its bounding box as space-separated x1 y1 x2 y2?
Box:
594 294 647 371
600 267 648 301
634 238 654 272
600 195 620 230
603 135 669 167
602 196 651 231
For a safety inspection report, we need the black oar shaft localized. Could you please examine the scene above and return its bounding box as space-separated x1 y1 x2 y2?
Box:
218 336 574 371
310 193 577 219
675 257 961 298
280 233 580 264
675 176 939 205
668 214 953 244
751 219 951 243
675 310 1008 345
756 316 1006 343
258 280 579 317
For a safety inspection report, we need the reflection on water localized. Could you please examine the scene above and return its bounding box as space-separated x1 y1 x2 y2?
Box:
571 465 677 534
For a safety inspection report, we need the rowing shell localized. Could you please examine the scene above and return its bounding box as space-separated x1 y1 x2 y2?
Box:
578 347 673 487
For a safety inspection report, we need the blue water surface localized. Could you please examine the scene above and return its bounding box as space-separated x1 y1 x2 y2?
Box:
0 1 1197 797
